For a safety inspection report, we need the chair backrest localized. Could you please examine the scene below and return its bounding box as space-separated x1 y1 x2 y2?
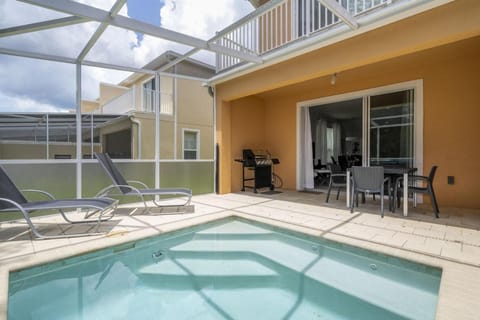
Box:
338 155 348 171
327 163 346 184
352 166 385 192
427 165 438 183
0 166 28 209
94 153 131 194
327 163 343 173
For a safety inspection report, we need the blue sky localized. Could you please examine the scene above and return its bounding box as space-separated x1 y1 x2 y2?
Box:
0 0 254 112
127 0 165 42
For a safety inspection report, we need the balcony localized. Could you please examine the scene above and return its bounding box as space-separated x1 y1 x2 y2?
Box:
214 0 405 72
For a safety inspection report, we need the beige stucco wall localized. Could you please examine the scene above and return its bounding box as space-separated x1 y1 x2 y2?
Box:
215 0 480 209
176 78 214 159
81 100 99 113
98 83 129 106
95 74 213 160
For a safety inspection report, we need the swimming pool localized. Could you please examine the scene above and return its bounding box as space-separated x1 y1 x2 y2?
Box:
8 217 441 319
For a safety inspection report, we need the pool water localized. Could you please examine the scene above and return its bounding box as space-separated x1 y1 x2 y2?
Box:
8 218 442 319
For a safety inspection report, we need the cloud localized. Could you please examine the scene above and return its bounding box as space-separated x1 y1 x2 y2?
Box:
0 91 68 113
0 0 253 112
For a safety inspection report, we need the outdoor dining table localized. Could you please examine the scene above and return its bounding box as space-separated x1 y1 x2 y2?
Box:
346 167 417 216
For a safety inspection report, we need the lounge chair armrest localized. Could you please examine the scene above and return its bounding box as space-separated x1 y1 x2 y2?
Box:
0 197 23 209
20 189 57 200
126 180 149 189
95 184 141 197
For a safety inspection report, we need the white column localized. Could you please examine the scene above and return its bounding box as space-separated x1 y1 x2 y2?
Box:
154 73 161 192
346 170 350 208
76 63 82 198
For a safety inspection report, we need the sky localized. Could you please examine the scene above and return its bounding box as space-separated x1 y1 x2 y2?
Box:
0 0 254 112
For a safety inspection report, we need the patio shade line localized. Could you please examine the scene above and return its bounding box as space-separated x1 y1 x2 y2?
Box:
0 16 89 38
18 0 206 47
81 60 210 82
0 45 209 80
0 47 77 65
158 48 201 73
77 0 127 62
18 0 261 65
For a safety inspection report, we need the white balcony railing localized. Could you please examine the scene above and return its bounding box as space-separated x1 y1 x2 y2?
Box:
143 89 173 115
215 0 392 72
102 89 135 114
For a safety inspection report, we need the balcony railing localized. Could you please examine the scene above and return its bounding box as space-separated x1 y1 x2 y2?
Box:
215 0 392 72
102 88 135 114
143 89 173 115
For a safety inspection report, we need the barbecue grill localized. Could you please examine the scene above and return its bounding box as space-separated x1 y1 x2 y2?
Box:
235 149 280 193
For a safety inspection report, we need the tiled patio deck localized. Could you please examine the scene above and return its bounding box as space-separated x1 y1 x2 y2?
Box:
1 190 479 319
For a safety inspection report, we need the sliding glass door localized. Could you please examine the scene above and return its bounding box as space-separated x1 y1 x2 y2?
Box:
300 82 421 191
369 89 414 168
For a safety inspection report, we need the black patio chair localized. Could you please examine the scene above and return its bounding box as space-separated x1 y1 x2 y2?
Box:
394 165 439 218
325 163 346 202
350 166 391 217
0 166 117 239
94 153 192 213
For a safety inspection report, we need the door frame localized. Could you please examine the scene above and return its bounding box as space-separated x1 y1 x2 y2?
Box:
296 79 423 190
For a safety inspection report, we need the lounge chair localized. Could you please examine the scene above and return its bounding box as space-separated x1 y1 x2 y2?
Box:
94 153 192 213
0 166 118 239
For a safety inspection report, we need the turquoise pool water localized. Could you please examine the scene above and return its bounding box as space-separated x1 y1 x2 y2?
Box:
8 218 441 319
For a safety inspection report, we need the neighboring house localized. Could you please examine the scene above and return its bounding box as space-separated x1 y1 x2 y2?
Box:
82 51 215 160
212 0 480 209
0 52 214 161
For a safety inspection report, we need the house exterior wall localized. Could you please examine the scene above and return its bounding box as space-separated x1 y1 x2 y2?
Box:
81 100 100 113
98 83 129 106
215 0 480 209
176 78 214 159
96 75 213 160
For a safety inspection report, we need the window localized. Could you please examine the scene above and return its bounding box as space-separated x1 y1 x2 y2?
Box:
183 130 199 160
142 78 156 113
369 90 414 167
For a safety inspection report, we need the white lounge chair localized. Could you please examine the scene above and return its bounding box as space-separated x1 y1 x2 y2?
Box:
0 166 118 239
94 153 192 213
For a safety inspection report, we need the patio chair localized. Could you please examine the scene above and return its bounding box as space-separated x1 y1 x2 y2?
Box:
325 163 346 202
350 166 391 217
0 166 118 239
394 165 439 218
94 153 192 213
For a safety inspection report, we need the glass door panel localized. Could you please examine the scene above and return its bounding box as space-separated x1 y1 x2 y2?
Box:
369 90 414 168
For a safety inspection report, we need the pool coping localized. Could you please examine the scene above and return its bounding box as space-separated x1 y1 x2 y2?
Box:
1 196 480 320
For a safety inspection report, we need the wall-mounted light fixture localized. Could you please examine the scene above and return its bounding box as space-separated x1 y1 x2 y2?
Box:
330 73 337 85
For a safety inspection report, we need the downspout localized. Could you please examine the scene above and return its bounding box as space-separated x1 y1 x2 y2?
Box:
209 85 217 194
130 115 142 159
